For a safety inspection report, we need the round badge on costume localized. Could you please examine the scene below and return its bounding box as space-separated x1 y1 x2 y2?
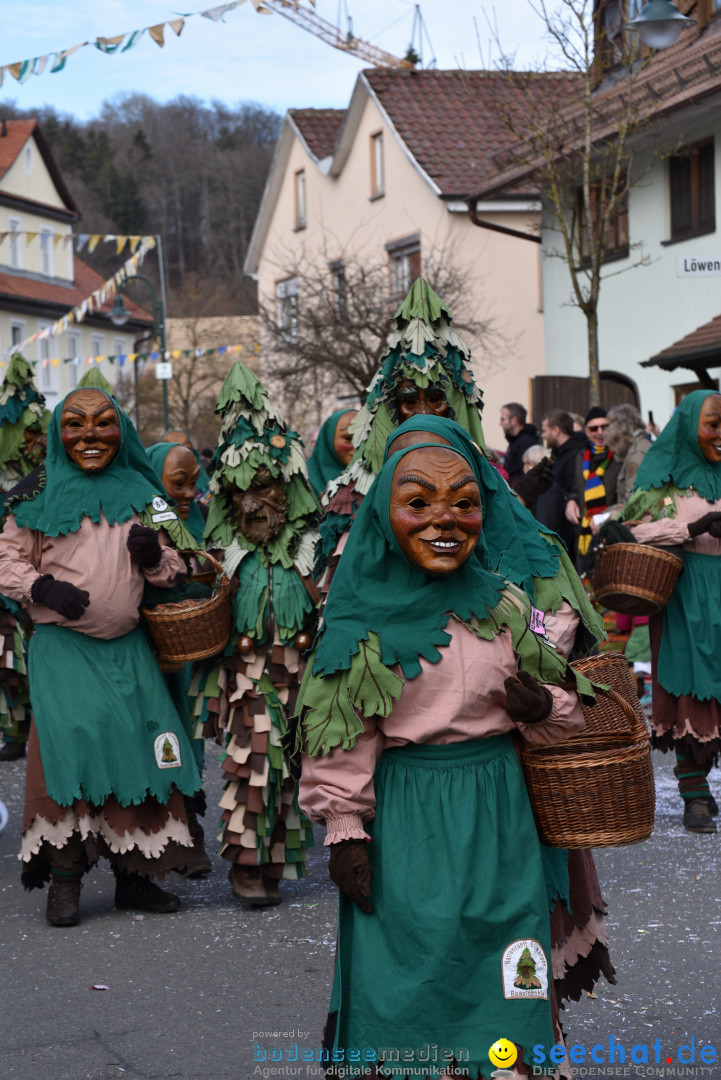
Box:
152 496 169 512
270 434 286 449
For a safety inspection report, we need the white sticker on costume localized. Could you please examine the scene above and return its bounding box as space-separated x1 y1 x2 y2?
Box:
152 496 168 512
154 732 182 769
151 511 177 523
501 938 548 999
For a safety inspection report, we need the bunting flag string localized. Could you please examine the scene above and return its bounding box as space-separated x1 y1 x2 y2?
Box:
0 231 157 253
1 237 157 360
0 1 272 88
0 342 260 371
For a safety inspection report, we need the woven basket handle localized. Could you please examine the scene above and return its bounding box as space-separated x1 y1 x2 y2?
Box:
598 685 648 738
187 549 229 587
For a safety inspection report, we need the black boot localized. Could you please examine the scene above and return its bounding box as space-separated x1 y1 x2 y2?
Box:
46 876 82 926
114 871 181 913
0 741 26 761
683 798 717 833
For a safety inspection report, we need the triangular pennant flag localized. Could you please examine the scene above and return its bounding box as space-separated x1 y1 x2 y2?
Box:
128 354 137 365
129 235 141 253
0 69 4 90
33 56 49 76
54 233 64 248
26 232 38 244
95 35 125 54
51 43 85 73
122 30 145 52
88 235 101 253
168 18 185 36
148 24 165 47
7 61 31 83
52 359 60 368
202 5 233 21
115 236 127 256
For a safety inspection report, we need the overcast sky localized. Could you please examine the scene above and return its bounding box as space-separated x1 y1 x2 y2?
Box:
1 0 566 120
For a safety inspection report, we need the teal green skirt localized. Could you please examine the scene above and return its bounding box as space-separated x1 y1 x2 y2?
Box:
658 551 721 700
29 624 202 808
326 735 555 1079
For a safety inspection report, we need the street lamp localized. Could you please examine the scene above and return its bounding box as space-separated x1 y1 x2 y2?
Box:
110 273 169 430
625 1 696 50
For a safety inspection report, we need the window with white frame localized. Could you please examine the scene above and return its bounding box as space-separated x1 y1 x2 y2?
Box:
38 323 57 396
8 217 21 269
67 332 81 389
276 277 299 341
40 228 53 276
91 334 105 359
113 336 126 359
10 321 25 347
386 235 421 306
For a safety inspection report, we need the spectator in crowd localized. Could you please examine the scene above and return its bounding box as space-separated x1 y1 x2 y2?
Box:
500 402 541 487
565 407 621 574
605 404 652 510
535 409 588 556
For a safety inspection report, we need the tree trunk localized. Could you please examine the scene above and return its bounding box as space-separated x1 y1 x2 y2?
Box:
587 307 601 407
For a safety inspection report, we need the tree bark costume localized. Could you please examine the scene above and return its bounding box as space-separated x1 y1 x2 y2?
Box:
292 423 612 1079
191 362 318 890
0 393 202 890
619 391 721 799
0 353 50 756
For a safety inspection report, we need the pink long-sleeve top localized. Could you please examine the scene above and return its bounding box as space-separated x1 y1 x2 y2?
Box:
627 488 721 554
299 604 585 844
0 513 186 639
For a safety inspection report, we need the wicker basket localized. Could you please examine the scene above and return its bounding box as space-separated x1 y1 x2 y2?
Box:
520 651 655 849
141 550 231 672
189 551 219 588
593 542 683 616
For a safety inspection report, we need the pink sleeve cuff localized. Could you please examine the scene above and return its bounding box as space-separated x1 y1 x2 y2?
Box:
324 813 372 845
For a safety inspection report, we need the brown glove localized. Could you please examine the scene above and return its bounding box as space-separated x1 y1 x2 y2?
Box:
504 669 554 725
328 839 373 914
514 458 554 508
688 511 721 538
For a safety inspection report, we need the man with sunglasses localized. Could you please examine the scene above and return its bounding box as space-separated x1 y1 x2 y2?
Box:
565 406 622 574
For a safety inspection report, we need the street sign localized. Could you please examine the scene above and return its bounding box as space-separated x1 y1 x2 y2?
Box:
676 255 721 277
155 361 173 380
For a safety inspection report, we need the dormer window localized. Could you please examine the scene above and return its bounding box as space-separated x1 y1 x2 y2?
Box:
595 0 640 76
371 132 385 199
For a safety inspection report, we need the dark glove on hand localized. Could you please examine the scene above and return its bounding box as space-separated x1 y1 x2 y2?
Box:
328 838 373 914
598 519 638 546
513 458 554 507
688 511 721 539
504 669 554 725
31 574 90 620
127 523 163 568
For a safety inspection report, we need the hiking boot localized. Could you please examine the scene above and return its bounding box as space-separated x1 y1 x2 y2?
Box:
229 865 281 907
114 871 181 913
707 795 719 817
46 877 81 926
0 741 25 761
683 798 717 833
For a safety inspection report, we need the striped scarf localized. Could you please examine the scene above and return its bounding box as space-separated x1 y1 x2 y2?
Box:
578 445 613 555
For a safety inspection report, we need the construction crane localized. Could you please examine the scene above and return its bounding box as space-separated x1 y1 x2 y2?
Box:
260 0 416 68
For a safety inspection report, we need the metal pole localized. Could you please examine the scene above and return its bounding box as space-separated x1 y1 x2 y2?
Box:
156 235 170 431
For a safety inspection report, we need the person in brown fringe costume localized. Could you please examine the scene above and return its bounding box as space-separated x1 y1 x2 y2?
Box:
190 362 319 906
0 388 203 926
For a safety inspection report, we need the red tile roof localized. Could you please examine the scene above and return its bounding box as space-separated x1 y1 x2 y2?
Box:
0 255 152 325
645 311 721 369
0 118 80 217
290 108 346 160
0 119 36 180
363 68 579 198
471 20 721 201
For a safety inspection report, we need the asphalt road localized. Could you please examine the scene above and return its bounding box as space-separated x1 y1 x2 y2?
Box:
2 746 720 1080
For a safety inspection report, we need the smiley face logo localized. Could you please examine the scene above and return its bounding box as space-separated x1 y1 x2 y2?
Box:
489 1039 518 1069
